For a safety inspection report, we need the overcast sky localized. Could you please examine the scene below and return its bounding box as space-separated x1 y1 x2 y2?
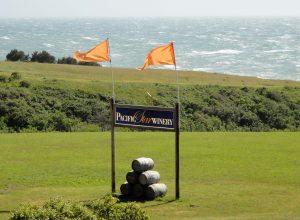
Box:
0 0 299 18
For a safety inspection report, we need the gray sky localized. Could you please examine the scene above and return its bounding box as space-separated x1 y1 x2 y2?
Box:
0 0 299 18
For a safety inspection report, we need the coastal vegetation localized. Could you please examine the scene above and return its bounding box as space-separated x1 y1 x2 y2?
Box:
10 196 148 220
5 49 100 66
0 61 299 132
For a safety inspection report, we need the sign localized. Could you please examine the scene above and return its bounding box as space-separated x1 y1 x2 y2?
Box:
110 99 180 199
115 104 175 130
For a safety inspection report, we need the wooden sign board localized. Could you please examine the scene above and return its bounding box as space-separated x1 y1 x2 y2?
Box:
115 104 176 131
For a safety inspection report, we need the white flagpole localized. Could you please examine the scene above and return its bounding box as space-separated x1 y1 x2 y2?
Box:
107 37 115 101
110 59 115 100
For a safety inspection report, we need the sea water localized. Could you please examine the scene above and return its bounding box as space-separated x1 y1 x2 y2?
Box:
0 17 299 80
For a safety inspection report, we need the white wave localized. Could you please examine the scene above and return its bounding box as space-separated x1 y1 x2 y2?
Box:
0 36 10 40
111 53 122 57
215 61 232 65
43 43 54 48
280 34 292 39
147 41 161 46
193 67 212 72
82 36 99 41
128 38 142 41
34 33 47 36
191 49 242 56
266 39 279 43
263 49 293 53
70 41 79 44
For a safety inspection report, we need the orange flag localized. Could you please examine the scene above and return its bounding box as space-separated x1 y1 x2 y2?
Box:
139 42 176 70
74 39 110 63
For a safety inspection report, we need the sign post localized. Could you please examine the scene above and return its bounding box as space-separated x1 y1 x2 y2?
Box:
110 101 180 199
175 102 180 199
110 98 116 193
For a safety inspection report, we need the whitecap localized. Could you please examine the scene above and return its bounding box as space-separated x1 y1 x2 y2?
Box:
147 41 161 46
280 34 292 39
82 36 99 41
190 49 242 56
193 67 212 72
70 41 79 44
263 49 293 53
195 35 207 39
111 53 122 57
34 33 47 36
215 61 232 65
0 36 10 40
43 43 54 48
266 39 279 43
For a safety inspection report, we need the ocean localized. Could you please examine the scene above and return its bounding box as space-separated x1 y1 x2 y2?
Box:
0 17 299 81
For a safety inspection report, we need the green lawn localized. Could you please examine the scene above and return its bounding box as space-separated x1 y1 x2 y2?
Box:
1 62 299 91
0 132 300 219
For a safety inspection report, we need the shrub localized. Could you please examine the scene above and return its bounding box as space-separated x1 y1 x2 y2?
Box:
51 113 77 132
57 56 78 65
19 80 30 88
78 61 101 66
0 84 299 132
86 195 149 220
10 198 97 220
6 49 29 61
0 75 7 82
9 72 21 81
0 117 8 132
31 51 56 63
10 196 149 220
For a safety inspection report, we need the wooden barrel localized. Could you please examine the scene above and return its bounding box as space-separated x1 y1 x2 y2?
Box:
133 184 145 198
145 183 167 200
132 157 154 172
120 182 133 196
139 170 160 185
126 171 139 184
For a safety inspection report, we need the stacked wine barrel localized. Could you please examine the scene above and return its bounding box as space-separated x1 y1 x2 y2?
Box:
120 157 167 200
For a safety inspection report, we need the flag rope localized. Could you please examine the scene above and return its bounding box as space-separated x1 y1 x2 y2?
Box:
110 60 115 100
175 64 179 104
107 36 115 101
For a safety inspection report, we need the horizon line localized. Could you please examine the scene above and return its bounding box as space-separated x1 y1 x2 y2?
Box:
1 15 300 19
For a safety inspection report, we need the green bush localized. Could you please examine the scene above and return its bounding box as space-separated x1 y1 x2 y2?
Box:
0 84 299 132
78 61 101 66
31 51 56 63
10 196 149 220
0 75 8 82
57 56 78 65
10 198 97 220
19 81 30 88
9 72 21 81
85 195 149 220
6 49 29 61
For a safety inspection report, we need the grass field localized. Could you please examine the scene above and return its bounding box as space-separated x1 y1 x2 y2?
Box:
1 132 300 219
1 62 300 91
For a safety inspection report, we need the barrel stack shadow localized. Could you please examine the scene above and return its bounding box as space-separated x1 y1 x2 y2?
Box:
120 157 167 201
